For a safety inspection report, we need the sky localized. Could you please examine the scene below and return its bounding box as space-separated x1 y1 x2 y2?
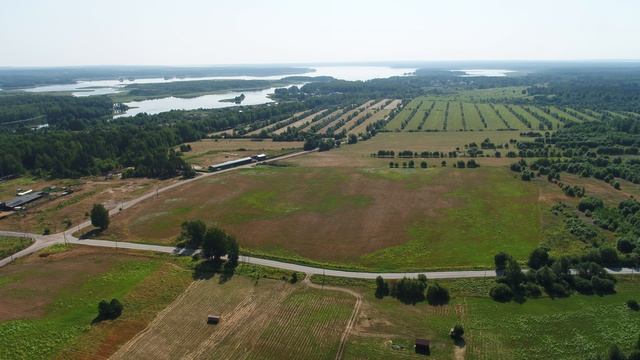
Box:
1 0 639 67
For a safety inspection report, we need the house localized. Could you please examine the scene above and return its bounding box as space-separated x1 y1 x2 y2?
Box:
415 338 430 355
207 314 221 324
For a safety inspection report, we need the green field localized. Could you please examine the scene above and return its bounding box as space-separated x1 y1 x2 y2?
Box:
404 100 433 131
0 247 192 360
424 101 447 130
315 276 640 360
385 93 597 132
385 98 423 130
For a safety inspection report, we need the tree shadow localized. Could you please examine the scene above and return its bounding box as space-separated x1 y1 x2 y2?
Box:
79 228 102 239
192 259 223 280
453 337 466 347
192 259 238 283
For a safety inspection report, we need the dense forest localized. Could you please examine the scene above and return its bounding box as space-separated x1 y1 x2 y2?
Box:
0 66 313 89
120 76 332 100
0 94 113 128
0 101 307 178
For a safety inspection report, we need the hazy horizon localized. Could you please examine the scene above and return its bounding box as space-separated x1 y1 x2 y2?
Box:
2 0 639 67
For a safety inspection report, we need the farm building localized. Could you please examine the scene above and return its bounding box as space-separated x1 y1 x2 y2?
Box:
0 191 46 211
209 157 253 172
415 338 430 355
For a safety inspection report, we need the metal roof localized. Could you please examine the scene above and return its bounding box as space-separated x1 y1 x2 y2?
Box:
4 191 45 208
209 157 253 169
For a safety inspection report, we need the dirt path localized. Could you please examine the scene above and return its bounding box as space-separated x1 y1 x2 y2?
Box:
454 345 466 360
303 274 362 360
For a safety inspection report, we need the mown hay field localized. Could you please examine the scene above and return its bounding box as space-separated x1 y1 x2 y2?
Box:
112 276 355 360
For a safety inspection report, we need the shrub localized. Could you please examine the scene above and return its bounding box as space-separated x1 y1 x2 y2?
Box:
490 284 513 302
375 276 389 299
607 344 626 360
599 247 620 267
578 196 604 212
97 298 123 321
528 247 550 270
628 350 640 360
390 277 427 304
494 252 510 271
450 325 464 339
592 276 616 295
426 283 450 305
617 238 636 254
573 276 593 294
90 203 110 231
548 282 571 298
627 299 640 311
523 283 542 298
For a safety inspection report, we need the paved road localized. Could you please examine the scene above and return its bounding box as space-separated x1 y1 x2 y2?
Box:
3 233 638 279
1 148 639 279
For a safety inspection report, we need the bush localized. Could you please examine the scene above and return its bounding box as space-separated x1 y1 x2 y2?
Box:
490 283 514 302
426 283 450 305
578 196 604 212
390 277 427 304
608 344 626 360
573 276 594 294
97 298 123 321
375 276 389 299
90 203 110 231
617 238 636 254
629 350 640 360
548 282 571 298
494 252 510 271
592 276 616 295
599 247 620 268
450 324 464 339
627 299 640 311
528 247 550 270
523 283 542 298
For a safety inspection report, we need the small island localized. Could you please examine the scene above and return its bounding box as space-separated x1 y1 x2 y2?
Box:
220 93 246 104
